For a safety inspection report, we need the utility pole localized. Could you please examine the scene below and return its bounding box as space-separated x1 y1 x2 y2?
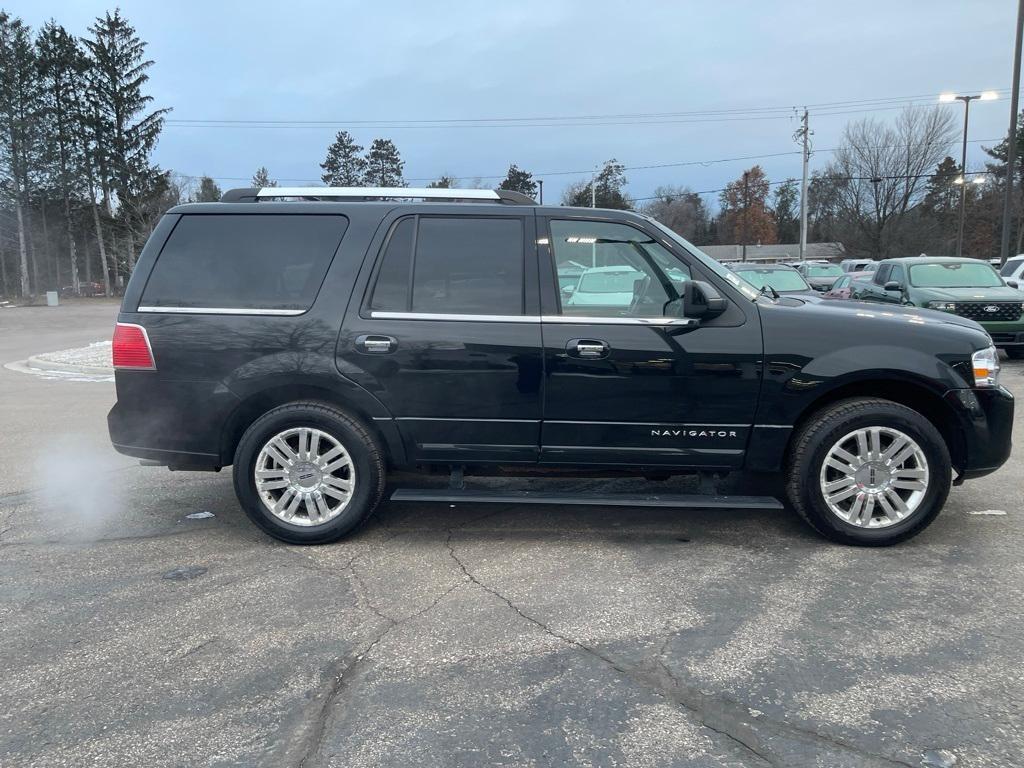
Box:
591 165 597 208
537 179 544 204
1001 0 1024 264
741 170 750 262
940 91 998 256
795 108 811 260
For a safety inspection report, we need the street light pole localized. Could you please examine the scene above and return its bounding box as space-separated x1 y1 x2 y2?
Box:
1000 0 1024 264
940 91 999 257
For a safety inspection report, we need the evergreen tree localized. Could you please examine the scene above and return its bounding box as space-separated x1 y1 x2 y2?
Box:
427 175 456 188
363 138 404 187
251 166 276 188
84 9 169 274
771 179 800 243
192 176 222 202
499 164 537 197
562 160 631 209
37 21 88 294
0 12 41 296
320 131 365 186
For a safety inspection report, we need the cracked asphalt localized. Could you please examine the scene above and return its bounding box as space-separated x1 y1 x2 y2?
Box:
2 302 1023 767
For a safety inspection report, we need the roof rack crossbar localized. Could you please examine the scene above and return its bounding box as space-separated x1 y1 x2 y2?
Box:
219 187 536 205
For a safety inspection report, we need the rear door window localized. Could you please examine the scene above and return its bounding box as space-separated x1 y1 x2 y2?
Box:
368 216 525 315
142 214 347 311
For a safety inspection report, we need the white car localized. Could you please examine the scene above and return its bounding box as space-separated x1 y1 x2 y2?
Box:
998 255 1024 290
563 266 645 307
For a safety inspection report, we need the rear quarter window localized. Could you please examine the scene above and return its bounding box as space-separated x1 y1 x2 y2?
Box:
141 214 348 311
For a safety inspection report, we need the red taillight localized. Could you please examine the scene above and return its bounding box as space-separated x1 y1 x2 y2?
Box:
112 323 156 370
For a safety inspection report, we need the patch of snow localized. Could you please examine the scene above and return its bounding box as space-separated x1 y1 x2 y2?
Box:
185 511 215 520
966 509 1007 516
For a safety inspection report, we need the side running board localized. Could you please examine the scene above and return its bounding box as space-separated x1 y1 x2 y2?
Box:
390 488 783 510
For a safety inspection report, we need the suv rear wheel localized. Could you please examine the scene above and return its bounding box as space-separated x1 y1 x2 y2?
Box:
785 398 951 546
233 402 385 544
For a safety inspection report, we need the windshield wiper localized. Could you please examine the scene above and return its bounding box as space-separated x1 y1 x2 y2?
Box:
760 284 781 300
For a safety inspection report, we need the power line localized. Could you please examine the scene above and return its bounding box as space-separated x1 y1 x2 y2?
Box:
163 89 1009 129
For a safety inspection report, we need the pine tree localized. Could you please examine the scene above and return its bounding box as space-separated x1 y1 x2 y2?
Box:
0 12 41 296
499 164 537 197
562 160 631 209
252 166 276 188
363 138 404 187
192 176 222 202
427 175 456 188
771 179 800 243
37 21 88 294
84 9 169 276
320 131 365 186
499 165 540 198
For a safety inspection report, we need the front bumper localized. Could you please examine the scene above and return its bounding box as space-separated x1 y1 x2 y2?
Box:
944 386 1014 480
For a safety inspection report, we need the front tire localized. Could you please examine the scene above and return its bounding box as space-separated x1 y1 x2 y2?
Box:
233 402 386 544
785 398 950 546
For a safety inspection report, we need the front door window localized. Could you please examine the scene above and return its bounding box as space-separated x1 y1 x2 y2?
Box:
548 220 690 318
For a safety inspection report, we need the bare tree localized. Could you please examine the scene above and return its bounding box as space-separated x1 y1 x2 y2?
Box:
640 186 709 241
825 106 957 257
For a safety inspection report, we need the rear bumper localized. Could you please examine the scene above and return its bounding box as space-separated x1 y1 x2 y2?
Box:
107 372 239 470
944 386 1014 479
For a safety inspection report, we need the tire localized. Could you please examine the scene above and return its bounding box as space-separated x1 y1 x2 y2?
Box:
232 402 386 544
1004 347 1024 360
785 397 951 546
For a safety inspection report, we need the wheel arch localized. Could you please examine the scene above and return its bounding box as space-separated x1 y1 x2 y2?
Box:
785 378 966 473
219 384 406 468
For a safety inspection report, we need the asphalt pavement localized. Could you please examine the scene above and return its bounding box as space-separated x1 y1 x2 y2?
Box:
1 301 1022 768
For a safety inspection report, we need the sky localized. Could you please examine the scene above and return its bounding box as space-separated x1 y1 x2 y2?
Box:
8 0 1020 208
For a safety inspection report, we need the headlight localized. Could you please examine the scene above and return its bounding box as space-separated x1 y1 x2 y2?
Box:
972 345 1001 388
927 301 956 312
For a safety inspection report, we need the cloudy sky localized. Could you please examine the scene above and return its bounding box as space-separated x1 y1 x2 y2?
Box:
9 0 1019 205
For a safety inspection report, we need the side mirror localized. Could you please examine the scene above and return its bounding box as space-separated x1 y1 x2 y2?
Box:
1007 279 1019 289
561 284 575 297
883 280 903 292
680 280 727 319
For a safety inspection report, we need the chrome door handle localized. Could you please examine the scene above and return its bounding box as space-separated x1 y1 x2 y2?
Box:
356 335 396 354
569 339 609 359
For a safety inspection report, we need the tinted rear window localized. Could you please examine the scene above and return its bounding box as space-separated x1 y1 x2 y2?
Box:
142 214 347 310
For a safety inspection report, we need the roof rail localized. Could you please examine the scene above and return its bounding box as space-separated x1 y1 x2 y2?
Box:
219 187 537 205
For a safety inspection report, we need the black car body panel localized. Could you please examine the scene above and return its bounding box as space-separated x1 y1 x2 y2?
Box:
108 200 1012 483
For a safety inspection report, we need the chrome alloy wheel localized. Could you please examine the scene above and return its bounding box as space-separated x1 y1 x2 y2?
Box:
254 427 356 527
819 427 929 528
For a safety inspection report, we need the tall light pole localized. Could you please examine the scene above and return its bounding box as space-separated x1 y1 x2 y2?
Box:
1000 0 1024 264
940 91 999 257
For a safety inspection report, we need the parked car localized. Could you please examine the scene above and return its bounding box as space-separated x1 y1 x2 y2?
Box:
857 256 1024 357
107 186 1012 547
793 261 845 291
823 270 873 299
840 259 875 273
998 254 1024 288
730 263 820 298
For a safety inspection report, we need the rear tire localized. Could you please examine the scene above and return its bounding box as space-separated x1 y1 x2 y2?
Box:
232 402 386 544
785 398 950 546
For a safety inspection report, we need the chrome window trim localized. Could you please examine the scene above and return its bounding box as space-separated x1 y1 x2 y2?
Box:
369 311 537 323
368 310 697 327
137 306 306 316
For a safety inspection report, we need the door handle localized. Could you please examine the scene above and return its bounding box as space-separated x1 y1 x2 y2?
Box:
356 334 396 354
568 339 610 359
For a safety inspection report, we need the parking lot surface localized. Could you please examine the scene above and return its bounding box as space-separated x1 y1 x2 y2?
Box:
1 302 1022 768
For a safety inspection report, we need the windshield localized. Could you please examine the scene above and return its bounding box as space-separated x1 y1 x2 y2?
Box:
807 264 843 277
909 261 1004 288
737 269 809 292
577 270 641 293
645 219 760 300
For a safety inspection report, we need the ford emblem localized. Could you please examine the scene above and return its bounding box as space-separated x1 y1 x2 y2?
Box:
984 305 1000 313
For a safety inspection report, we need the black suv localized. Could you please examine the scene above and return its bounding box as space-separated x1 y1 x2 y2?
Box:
108 187 1013 546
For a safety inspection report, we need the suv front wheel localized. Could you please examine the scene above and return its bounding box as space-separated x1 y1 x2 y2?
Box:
785 398 951 546
233 402 386 544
